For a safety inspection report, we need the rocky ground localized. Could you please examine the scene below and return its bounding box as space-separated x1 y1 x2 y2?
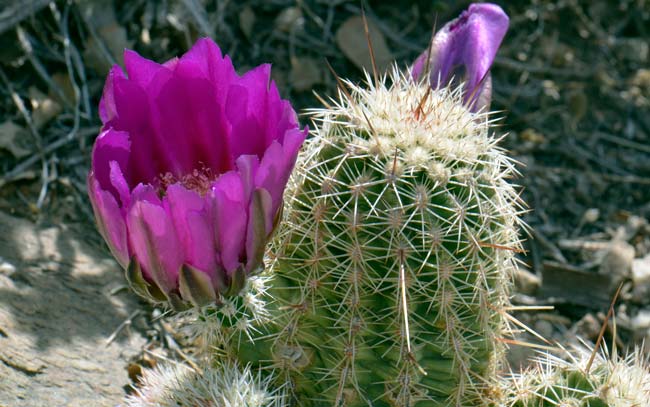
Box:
0 0 648 405
0 211 146 406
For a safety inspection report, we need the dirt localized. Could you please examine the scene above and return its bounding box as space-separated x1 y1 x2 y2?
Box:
0 211 146 406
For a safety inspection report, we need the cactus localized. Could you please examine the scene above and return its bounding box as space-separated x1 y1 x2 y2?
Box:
123 361 286 407
225 67 524 407
501 343 650 407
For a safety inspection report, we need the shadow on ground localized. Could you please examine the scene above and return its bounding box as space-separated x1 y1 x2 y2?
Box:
0 210 147 406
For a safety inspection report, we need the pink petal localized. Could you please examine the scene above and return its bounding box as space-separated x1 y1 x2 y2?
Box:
98 65 124 124
208 172 248 275
164 184 217 277
91 128 131 196
411 3 509 111
150 62 234 175
87 174 129 268
179 38 237 103
255 127 307 214
127 187 183 293
124 49 172 88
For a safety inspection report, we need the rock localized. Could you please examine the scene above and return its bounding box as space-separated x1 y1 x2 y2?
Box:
533 319 554 340
0 211 146 406
274 7 303 33
598 240 635 283
573 313 601 342
631 309 650 343
514 267 541 296
632 255 650 304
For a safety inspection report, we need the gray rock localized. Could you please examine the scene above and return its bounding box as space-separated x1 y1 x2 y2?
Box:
631 255 650 304
598 240 635 282
514 267 541 296
0 211 146 407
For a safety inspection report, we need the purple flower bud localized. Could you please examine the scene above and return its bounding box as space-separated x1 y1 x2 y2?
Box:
88 38 307 307
412 3 509 111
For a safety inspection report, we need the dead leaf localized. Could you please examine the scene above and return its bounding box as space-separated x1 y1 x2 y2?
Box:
336 16 393 74
239 6 255 40
0 121 32 159
289 57 322 92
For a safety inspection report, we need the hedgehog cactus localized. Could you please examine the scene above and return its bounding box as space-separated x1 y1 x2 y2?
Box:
502 344 650 407
250 63 522 405
219 5 520 406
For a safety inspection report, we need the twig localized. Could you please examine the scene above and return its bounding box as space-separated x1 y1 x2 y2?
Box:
0 126 99 188
105 310 141 346
585 282 623 374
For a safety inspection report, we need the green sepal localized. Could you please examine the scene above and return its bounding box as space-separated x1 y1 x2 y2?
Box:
178 264 217 307
225 265 247 297
269 199 284 238
168 292 189 312
125 258 167 303
248 188 273 272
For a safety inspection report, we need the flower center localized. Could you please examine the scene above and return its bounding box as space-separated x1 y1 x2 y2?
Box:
155 165 217 197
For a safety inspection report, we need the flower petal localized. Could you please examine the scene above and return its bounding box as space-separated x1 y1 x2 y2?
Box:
164 184 217 277
412 3 509 111
124 49 172 88
91 128 131 195
87 174 129 268
255 127 307 214
127 191 183 294
98 65 124 124
179 37 237 103
151 63 234 175
208 171 248 275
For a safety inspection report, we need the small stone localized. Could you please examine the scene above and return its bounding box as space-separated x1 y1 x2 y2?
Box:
582 208 600 224
598 240 635 281
631 310 650 342
514 267 540 296
534 319 554 340
0 258 16 274
631 255 650 304
274 7 303 33
0 121 31 159
573 313 600 342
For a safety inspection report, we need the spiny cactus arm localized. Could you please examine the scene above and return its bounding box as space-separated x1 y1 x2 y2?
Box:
123 361 288 407
499 343 650 407
260 67 524 406
173 275 275 360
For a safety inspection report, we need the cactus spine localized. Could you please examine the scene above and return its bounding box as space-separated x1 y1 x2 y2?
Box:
230 68 524 406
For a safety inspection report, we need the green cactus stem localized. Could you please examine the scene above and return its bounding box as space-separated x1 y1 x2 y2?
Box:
228 68 525 407
501 343 650 407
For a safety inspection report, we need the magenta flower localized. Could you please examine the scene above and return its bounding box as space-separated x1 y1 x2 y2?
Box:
411 3 509 111
88 38 307 307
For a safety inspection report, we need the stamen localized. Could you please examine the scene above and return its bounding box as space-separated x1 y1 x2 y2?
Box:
154 164 217 197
